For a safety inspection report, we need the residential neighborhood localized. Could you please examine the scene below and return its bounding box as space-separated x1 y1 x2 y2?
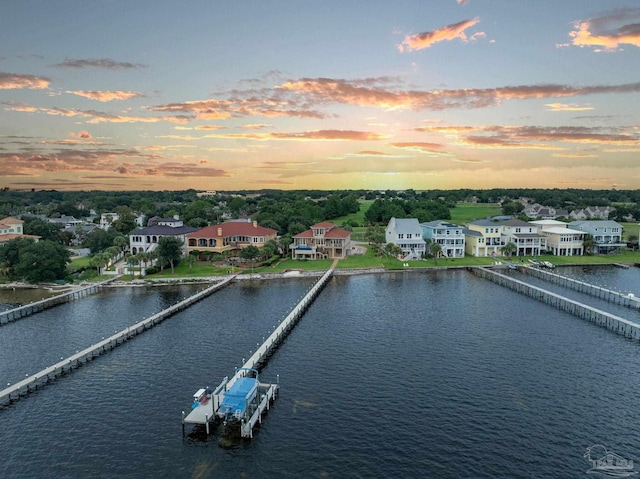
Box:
0 188 639 283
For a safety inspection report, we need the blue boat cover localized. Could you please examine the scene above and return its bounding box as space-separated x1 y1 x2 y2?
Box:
220 378 258 414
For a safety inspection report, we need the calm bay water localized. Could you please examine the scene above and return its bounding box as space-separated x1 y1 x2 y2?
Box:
1 267 640 478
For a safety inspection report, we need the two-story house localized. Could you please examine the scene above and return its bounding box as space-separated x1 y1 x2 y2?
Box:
420 220 465 258
500 219 546 256
530 220 584 256
0 217 40 244
129 216 197 255
385 217 426 260
186 220 277 257
100 212 119 230
291 222 352 260
464 219 506 257
568 220 625 254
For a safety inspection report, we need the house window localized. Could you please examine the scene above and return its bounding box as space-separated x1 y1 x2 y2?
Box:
398 234 404 239
407 234 412 239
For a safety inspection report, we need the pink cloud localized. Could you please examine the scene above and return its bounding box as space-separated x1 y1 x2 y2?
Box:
400 18 480 51
0 72 50 90
569 8 640 51
67 90 142 102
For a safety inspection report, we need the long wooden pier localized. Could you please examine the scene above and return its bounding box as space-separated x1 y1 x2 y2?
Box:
0 276 122 326
184 266 336 438
0 275 235 406
519 265 640 310
470 267 640 341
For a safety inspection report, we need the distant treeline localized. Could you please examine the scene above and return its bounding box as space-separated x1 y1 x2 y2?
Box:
2 187 639 228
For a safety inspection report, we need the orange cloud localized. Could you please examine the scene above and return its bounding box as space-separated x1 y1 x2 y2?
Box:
149 97 324 119
0 148 228 180
0 72 50 90
278 77 640 111
69 130 92 139
399 18 480 51
569 9 640 51
545 103 594 112
390 142 445 153
4 104 190 124
205 130 385 141
459 125 639 148
67 90 142 102
194 125 226 131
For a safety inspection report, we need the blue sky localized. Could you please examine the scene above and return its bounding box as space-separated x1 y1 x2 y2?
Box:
1 0 639 191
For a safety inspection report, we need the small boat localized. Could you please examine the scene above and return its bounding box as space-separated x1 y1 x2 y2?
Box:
542 261 555 269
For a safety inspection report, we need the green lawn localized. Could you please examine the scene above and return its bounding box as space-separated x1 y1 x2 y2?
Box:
621 222 639 240
450 203 502 225
330 199 374 227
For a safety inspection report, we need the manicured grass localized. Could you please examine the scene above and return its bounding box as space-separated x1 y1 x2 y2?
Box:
144 261 232 278
621 222 639 241
330 199 374 227
69 255 92 271
450 203 502 225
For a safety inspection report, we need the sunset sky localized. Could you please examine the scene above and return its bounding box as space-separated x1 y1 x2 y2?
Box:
1 1 639 192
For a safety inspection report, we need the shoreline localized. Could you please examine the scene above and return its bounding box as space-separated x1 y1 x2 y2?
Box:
0 261 637 290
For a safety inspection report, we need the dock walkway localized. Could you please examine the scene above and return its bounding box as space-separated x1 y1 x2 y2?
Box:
470 267 640 341
0 275 235 406
183 264 336 438
0 276 122 326
519 265 640 310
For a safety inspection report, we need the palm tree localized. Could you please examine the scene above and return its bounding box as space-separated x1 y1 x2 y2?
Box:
582 234 595 255
501 241 517 259
429 242 442 266
90 253 109 275
185 253 196 273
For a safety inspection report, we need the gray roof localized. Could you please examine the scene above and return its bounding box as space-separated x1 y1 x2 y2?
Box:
463 228 482 237
132 224 197 236
421 220 461 228
469 219 501 226
390 218 422 234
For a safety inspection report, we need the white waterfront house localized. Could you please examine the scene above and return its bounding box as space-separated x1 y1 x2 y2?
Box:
500 219 546 256
385 217 426 260
530 220 584 256
129 217 197 255
420 220 465 258
568 220 625 254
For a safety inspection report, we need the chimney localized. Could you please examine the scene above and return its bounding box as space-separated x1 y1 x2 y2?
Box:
217 227 223 236
253 220 257 228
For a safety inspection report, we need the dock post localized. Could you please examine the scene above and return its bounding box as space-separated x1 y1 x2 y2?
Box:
205 414 209 435
181 411 185 436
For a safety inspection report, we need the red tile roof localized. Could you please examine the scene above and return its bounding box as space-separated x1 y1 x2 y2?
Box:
293 224 351 239
311 221 335 228
0 217 23 224
0 233 40 242
187 222 277 238
324 228 351 238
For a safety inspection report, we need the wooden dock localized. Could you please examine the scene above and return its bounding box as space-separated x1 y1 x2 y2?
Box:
0 275 235 406
519 265 640 310
0 275 122 326
183 266 335 438
470 267 640 341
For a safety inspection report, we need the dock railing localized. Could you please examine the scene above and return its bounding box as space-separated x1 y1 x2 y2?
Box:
0 275 122 325
0 275 235 406
519 265 640 310
470 266 640 341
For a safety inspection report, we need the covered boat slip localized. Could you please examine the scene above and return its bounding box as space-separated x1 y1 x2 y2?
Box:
218 377 258 419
